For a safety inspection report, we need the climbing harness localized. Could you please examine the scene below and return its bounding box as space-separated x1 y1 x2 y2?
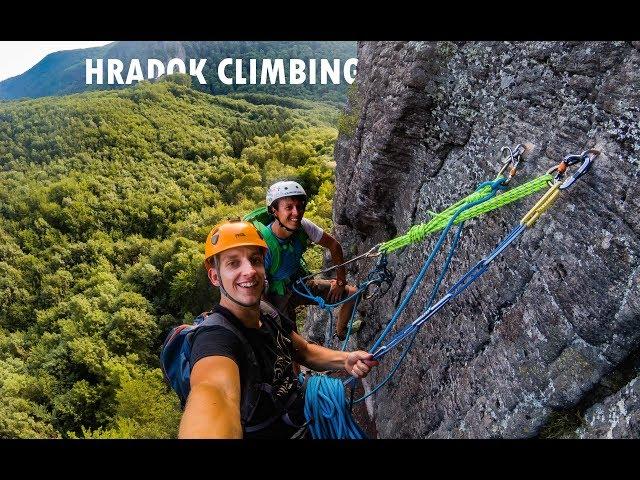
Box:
292 253 393 343
301 148 599 439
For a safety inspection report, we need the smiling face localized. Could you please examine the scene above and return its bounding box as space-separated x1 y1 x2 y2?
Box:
208 245 266 307
272 196 306 230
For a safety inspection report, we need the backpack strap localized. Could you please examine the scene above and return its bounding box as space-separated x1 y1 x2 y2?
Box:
196 303 299 434
258 299 281 323
252 221 282 277
242 300 308 433
259 299 293 337
196 312 263 430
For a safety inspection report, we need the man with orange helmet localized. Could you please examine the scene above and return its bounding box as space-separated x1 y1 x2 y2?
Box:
178 219 378 439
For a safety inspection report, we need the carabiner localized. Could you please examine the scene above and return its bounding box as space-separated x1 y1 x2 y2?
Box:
559 149 599 190
363 254 393 300
521 148 598 228
497 143 526 184
546 149 599 190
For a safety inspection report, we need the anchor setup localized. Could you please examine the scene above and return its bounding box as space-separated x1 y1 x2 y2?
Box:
293 146 600 439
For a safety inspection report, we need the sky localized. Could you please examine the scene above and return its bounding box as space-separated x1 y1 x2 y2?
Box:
0 41 113 82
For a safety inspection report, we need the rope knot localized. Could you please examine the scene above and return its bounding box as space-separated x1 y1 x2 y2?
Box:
407 224 426 243
315 296 326 309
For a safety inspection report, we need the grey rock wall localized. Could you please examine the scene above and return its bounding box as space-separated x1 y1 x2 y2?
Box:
578 376 640 438
315 41 640 438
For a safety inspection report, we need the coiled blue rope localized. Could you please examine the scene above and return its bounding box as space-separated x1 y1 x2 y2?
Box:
304 374 367 439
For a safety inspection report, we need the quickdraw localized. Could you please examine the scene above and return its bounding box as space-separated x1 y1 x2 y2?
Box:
371 149 598 361
294 144 535 349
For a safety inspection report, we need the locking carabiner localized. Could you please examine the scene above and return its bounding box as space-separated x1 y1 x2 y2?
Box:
558 149 599 190
546 149 599 190
363 254 394 300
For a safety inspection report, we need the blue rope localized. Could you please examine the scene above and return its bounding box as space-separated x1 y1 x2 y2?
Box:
342 225 525 412
370 178 505 353
355 222 465 404
427 223 464 311
292 277 372 310
304 374 367 439
302 179 508 437
340 293 362 351
340 256 393 350
326 309 335 342
291 271 383 347
370 223 527 361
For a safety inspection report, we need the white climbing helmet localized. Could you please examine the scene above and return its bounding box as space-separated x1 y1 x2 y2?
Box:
266 181 307 208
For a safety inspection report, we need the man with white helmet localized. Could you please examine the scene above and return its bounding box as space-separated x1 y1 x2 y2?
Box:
255 180 357 341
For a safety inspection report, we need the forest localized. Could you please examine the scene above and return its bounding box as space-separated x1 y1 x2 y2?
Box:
0 74 339 438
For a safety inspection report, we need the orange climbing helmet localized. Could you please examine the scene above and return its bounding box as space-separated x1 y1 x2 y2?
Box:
204 219 268 269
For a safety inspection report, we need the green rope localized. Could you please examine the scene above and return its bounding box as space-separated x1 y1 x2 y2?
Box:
380 173 553 253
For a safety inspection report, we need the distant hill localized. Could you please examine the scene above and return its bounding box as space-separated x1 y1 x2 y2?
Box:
0 41 357 103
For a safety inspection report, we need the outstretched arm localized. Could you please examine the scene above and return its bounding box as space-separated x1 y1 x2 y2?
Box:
178 355 243 439
290 331 379 378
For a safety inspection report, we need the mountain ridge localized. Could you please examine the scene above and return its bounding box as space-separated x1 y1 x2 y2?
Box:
0 41 356 103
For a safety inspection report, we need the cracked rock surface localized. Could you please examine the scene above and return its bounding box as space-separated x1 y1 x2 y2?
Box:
305 41 640 438
578 376 640 438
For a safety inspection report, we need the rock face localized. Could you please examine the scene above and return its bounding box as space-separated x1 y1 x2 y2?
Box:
577 376 640 438
313 41 640 438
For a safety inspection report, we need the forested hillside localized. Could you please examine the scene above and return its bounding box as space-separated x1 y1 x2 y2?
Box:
0 41 356 104
0 75 339 438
